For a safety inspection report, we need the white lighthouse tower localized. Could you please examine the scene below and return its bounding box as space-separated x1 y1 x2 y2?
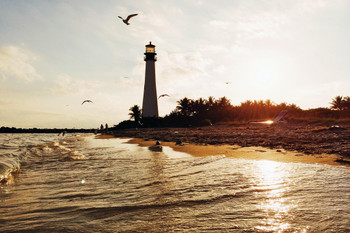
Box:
142 42 159 118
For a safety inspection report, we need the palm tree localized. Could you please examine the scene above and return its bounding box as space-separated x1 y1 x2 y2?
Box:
343 96 350 109
129 105 142 124
176 97 192 117
217 96 231 108
207 96 216 108
330 96 344 110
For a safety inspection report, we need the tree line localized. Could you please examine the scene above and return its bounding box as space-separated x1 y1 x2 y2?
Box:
115 95 350 128
0 127 93 133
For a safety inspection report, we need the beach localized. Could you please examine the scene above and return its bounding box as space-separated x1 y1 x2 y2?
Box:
1 133 350 232
107 122 350 166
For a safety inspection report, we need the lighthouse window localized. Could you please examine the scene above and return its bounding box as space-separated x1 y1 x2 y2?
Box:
146 47 155 53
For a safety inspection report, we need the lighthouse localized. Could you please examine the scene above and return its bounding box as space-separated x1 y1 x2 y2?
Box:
142 42 159 118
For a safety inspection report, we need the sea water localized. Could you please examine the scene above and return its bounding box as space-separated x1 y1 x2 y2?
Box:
0 133 349 232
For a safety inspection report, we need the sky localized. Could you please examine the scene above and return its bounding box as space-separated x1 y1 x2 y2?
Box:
0 0 350 128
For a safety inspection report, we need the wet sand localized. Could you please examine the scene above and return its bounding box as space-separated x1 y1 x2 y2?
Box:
98 122 350 166
127 138 342 166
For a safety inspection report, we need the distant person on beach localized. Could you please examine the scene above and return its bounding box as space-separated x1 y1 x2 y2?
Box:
100 124 104 131
105 123 108 130
58 131 66 136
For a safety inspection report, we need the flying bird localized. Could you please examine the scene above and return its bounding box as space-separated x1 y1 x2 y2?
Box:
225 82 231 84
158 94 170 99
118 14 138 25
81 100 93 105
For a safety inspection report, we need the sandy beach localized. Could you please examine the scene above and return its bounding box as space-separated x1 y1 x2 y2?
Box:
102 122 350 166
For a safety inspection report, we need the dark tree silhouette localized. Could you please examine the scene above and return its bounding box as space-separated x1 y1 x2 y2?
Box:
344 96 350 109
176 97 192 117
116 96 349 129
129 105 142 124
331 96 344 110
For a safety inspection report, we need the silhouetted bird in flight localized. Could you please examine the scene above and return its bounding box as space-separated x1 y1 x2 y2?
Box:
118 14 138 25
81 100 93 105
158 94 170 99
225 82 231 84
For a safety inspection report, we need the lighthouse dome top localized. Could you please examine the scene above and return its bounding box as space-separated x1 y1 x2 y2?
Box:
146 41 155 47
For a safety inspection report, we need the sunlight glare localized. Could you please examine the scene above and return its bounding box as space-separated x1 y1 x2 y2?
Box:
262 120 274 124
256 67 274 86
255 160 294 232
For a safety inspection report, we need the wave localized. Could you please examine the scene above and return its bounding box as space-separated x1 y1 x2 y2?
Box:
0 134 87 183
0 153 21 182
80 192 245 218
28 137 86 161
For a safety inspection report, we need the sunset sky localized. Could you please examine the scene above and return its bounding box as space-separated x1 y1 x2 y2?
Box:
1 0 349 128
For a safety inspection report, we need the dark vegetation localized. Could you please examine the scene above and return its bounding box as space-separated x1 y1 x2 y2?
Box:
114 95 350 129
0 127 93 134
2 96 348 132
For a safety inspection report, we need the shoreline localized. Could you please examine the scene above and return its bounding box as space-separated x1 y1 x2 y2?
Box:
96 126 349 167
109 123 349 156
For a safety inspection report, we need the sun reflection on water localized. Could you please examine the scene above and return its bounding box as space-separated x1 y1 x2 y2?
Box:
254 160 294 232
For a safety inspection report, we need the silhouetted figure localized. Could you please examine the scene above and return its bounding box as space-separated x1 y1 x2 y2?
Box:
58 131 66 136
100 124 104 131
105 123 108 130
118 14 138 25
158 94 169 99
82 100 93 105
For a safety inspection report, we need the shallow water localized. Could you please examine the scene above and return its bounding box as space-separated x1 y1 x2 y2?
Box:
1 134 349 232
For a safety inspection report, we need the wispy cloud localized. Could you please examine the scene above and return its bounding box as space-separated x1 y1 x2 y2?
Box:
158 50 211 78
298 0 346 12
48 74 102 96
0 45 42 82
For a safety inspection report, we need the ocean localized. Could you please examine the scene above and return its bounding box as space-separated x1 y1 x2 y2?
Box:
1 133 349 232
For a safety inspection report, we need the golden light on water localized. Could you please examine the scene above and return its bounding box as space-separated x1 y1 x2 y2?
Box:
257 160 281 183
255 160 293 232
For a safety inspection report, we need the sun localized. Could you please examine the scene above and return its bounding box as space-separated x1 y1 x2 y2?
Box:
255 66 275 86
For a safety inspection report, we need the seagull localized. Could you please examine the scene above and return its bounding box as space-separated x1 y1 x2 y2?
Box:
81 100 93 105
225 82 231 84
118 14 138 25
158 94 170 99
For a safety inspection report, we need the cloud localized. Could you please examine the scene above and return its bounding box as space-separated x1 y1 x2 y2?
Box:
298 0 346 12
48 74 102 96
209 20 230 30
235 12 290 40
158 50 211 78
118 76 143 88
0 45 42 82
